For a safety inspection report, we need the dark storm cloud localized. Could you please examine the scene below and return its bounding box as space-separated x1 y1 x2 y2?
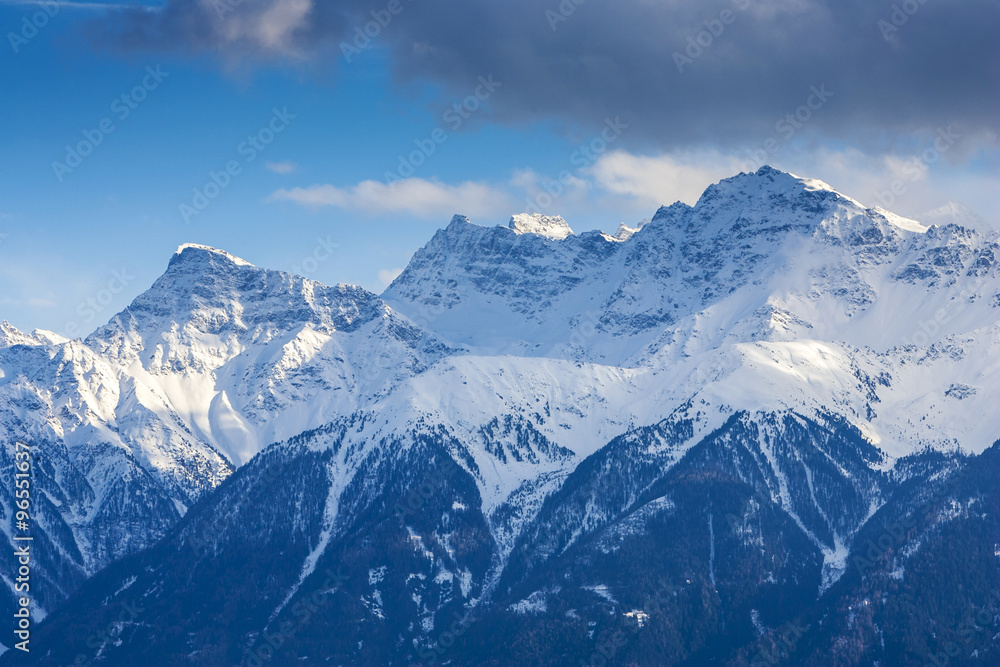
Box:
97 0 1000 150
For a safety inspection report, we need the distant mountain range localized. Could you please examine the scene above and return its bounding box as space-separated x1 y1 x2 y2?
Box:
2 167 998 665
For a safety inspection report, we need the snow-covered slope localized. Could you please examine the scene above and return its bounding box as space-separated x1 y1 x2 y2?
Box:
3 167 999 661
383 166 1000 457
86 243 450 465
0 326 229 622
0 244 451 622
920 200 996 236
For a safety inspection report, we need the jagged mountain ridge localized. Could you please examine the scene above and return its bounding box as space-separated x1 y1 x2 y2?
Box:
15 406 997 665
0 243 451 633
1 166 998 664
384 167 1000 459
85 242 452 464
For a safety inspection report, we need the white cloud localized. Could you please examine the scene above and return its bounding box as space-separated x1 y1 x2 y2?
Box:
266 161 298 174
582 146 998 227
266 146 997 233
254 0 312 51
588 150 746 207
209 0 313 55
0 1 154 9
377 268 404 289
510 167 590 213
768 146 999 225
268 178 513 219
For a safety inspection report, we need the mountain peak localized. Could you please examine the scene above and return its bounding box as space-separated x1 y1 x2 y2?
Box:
0 320 62 348
0 320 34 348
32 329 68 345
752 164 802 180
685 165 868 235
611 223 639 241
508 213 574 240
731 165 840 197
172 243 255 268
919 201 996 236
651 201 693 224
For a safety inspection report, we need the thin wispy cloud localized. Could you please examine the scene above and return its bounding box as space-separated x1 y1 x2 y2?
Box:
268 142 997 230
588 151 747 207
92 0 340 56
265 161 298 174
268 178 514 219
0 0 160 10
376 267 403 290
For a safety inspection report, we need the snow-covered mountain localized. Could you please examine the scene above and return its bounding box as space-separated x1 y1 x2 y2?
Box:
0 243 450 628
3 167 999 665
85 242 451 465
385 167 1000 456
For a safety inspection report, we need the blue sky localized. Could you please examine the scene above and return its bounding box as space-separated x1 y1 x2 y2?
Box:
0 0 997 336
